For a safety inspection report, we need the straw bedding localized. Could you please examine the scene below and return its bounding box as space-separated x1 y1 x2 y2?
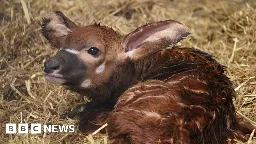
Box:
0 0 255 143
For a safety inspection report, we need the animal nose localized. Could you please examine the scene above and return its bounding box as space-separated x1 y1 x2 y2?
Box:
44 59 60 73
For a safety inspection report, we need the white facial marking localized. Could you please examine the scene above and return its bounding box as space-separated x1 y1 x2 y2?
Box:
65 48 80 55
96 62 105 74
81 79 91 88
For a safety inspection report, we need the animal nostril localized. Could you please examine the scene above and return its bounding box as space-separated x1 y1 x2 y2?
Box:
44 59 60 73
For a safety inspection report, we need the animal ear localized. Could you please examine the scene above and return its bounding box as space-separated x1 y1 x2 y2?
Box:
42 11 78 48
122 20 190 60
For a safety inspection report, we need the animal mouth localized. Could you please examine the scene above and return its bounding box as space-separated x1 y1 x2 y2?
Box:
44 73 66 84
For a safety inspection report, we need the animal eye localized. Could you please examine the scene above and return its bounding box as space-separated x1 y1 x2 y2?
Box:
88 47 100 56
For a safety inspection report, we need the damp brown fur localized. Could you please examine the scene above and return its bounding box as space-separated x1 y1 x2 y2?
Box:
40 10 255 144
108 47 255 144
1 0 256 144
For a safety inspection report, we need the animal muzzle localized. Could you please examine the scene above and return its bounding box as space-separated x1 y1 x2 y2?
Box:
43 49 86 85
44 58 61 73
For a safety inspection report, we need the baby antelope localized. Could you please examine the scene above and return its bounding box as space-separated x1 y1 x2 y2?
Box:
42 11 255 144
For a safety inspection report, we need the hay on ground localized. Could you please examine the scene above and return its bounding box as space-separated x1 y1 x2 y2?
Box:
0 0 255 143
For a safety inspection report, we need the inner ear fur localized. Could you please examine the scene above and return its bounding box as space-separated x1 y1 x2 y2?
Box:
42 11 78 48
123 20 190 60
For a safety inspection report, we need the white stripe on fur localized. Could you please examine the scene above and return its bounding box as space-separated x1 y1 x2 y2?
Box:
64 48 80 55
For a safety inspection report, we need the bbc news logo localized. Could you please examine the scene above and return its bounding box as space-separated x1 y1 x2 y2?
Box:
6 123 75 134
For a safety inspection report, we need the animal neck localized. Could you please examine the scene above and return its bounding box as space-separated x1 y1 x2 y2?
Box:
134 46 225 82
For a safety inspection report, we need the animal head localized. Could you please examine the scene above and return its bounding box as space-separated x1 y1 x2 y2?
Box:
42 11 190 90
